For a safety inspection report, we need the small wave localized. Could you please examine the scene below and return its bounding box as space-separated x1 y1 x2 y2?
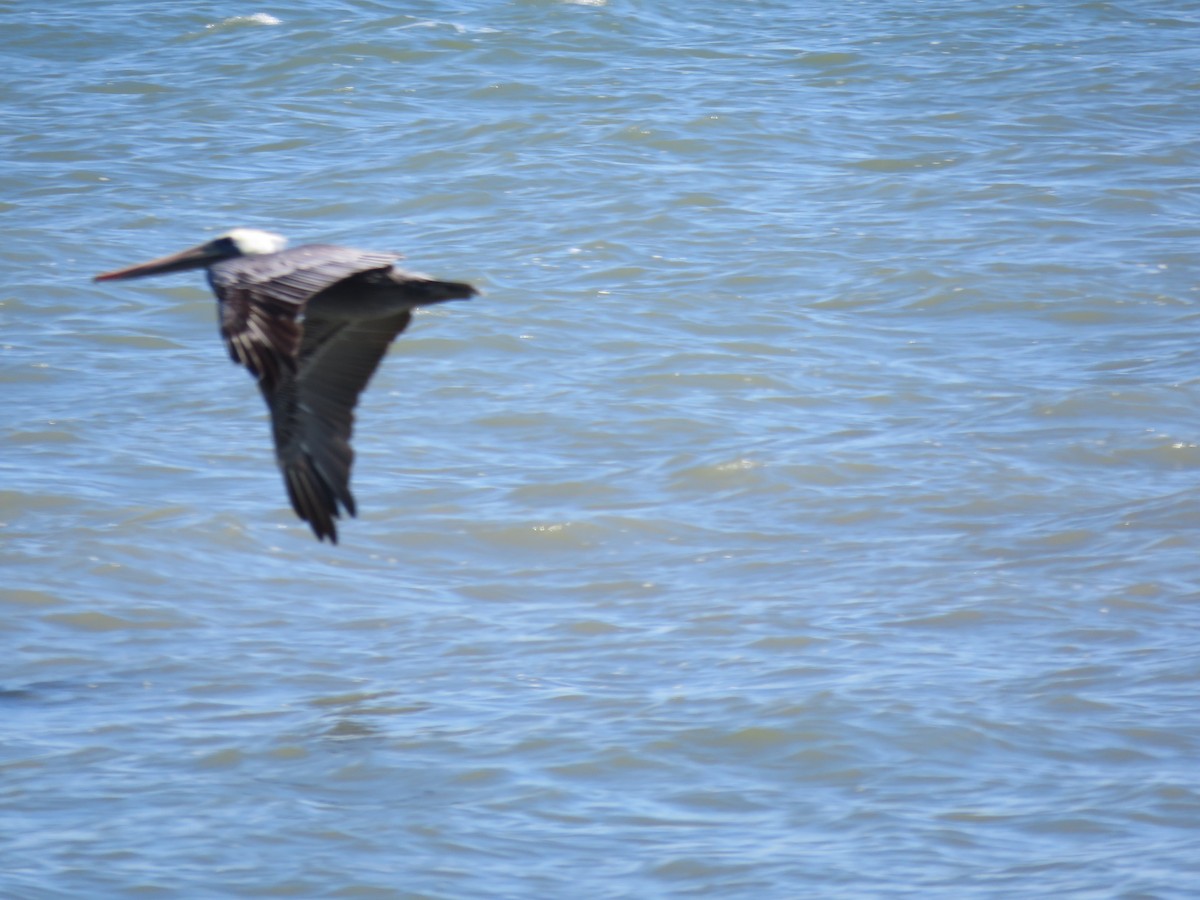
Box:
206 12 282 30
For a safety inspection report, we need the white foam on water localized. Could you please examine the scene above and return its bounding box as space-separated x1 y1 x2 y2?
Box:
206 12 282 30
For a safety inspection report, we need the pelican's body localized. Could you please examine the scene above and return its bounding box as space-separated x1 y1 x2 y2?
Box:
95 228 476 543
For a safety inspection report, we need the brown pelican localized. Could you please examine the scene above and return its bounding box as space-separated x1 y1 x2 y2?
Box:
95 228 476 544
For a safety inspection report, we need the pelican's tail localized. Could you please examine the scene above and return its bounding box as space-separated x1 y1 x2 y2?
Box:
388 269 478 307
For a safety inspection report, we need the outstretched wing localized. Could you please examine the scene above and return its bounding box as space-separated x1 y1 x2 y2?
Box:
209 245 400 390
264 310 413 544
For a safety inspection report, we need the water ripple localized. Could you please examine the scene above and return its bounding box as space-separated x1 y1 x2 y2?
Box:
2 0 1198 896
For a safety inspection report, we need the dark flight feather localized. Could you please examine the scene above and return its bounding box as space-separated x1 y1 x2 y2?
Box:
208 245 471 542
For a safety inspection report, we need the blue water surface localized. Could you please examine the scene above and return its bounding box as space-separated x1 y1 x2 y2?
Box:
2 1 1199 896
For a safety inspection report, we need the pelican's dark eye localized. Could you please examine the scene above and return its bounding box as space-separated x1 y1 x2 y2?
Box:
211 236 239 256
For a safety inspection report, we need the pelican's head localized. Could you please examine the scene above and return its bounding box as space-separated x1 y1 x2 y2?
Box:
219 228 289 257
94 228 289 281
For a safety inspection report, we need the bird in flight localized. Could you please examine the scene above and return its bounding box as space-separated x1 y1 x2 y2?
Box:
95 228 476 543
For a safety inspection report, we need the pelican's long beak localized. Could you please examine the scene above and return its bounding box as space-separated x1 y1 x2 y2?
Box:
94 240 227 282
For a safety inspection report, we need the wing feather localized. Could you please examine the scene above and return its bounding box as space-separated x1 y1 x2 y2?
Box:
210 245 399 391
265 311 413 543
206 244 457 542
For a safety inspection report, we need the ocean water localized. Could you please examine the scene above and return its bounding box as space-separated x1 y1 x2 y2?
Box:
2 1 1199 896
